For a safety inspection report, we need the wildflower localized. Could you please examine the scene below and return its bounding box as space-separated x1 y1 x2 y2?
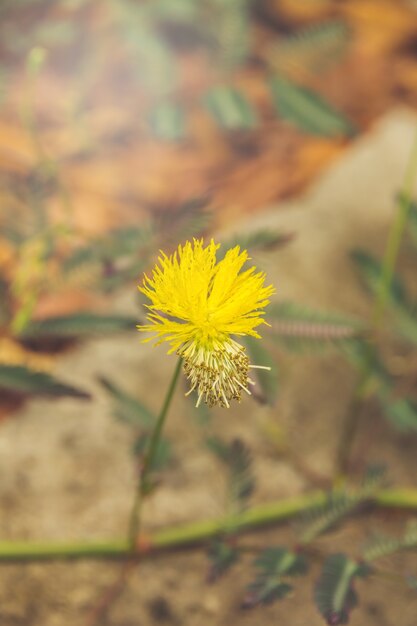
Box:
137 239 274 408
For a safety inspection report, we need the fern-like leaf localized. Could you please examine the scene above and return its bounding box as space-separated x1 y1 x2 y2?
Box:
299 467 385 545
270 75 355 137
408 198 417 248
21 313 137 340
363 520 417 562
206 437 255 509
133 433 172 472
211 0 253 70
219 229 294 258
377 395 417 433
244 336 278 405
0 364 90 400
149 101 185 140
207 539 240 583
351 249 417 345
268 20 350 80
242 546 308 608
98 376 156 428
315 554 370 625
267 301 363 352
204 85 258 131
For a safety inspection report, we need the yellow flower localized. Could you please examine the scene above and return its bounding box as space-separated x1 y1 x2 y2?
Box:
137 239 275 408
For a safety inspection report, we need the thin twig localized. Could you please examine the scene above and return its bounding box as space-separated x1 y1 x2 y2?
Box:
0 488 416 563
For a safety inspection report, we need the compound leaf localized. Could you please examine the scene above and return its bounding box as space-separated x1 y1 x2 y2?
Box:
0 364 90 399
207 539 240 582
243 546 307 608
270 75 355 137
268 301 363 352
98 376 156 428
315 554 370 625
204 86 258 131
21 313 137 340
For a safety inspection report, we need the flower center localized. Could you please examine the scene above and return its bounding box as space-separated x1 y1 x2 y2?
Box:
178 338 251 408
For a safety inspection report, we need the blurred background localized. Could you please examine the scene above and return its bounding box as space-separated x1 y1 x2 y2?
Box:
1 0 417 322
1 1 417 625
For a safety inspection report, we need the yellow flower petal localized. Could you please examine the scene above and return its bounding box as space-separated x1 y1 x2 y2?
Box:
137 238 275 407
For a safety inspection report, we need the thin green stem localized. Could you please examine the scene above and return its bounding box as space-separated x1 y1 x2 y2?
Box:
128 358 182 548
0 488 415 562
336 127 417 476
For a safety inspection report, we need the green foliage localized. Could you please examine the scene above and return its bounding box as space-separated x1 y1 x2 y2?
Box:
21 313 138 340
211 0 253 70
219 229 294 258
363 520 417 562
407 199 417 248
63 226 153 273
244 336 278 405
341 337 387 380
269 20 350 77
267 301 363 352
377 395 417 432
149 101 186 140
203 439 254 579
351 249 417 345
133 433 172 471
269 76 355 137
0 364 90 399
314 554 370 625
99 375 171 468
113 1 177 98
98 376 156 428
243 547 308 608
299 467 385 545
207 539 240 582
152 196 212 244
204 86 258 131
206 437 255 510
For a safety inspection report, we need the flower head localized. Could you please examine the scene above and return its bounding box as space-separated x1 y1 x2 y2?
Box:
137 239 274 408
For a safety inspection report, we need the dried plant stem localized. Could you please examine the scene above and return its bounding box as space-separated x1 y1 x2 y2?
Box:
336 127 417 476
128 358 182 548
0 488 415 562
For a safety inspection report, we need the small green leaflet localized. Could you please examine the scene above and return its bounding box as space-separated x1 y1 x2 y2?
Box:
244 336 278 405
269 20 350 77
0 364 90 399
269 75 355 137
206 437 255 509
314 554 370 625
207 539 240 583
378 396 417 433
204 86 258 131
218 229 294 260
98 376 156 428
21 313 137 339
243 546 308 608
150 101 185 140
268 301 363 352
351 249 417 346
